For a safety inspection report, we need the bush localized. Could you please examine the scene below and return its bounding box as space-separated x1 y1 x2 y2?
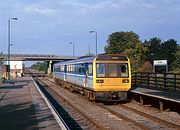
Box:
140 61 153 72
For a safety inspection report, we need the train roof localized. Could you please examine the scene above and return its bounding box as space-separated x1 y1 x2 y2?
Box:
54 56 95 66
53 54 129 66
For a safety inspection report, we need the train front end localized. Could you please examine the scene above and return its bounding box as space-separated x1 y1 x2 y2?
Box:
93 54 131 101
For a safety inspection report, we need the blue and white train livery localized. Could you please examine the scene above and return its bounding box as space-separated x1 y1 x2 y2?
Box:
53 54 131 101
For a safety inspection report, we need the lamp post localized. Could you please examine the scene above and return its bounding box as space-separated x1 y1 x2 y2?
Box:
88 45 90 56
69 42 74 59
7 17 18 81
89 30 97 55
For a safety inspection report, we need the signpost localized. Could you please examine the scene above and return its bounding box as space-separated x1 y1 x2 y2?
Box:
153 60 168 73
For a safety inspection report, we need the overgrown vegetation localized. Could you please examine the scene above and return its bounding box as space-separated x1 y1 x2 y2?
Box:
30 61 48 73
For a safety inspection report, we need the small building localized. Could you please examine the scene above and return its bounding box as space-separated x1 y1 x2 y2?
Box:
0 64 7 82
10 61 23 77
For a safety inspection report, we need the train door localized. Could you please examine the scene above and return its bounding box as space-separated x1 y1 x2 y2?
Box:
84 63 88 87
64 65 67 81
85 63 93 88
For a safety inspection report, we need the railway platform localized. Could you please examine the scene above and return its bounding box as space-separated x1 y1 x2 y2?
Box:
0 76 64 130
130 87 180 112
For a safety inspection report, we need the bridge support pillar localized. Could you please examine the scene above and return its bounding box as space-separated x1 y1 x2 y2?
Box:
48 60 52 75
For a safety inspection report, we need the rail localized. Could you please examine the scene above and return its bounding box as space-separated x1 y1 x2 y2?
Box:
132 72 180 91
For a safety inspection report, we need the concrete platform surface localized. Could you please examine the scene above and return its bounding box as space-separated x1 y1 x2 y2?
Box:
130 87 180 103
0 76 62 130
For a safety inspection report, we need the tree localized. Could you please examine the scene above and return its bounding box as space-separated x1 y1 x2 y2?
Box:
141 61 153 72
30 62 48 73
170 46 180 72
144 38 179 71
143 37 162 63
104 31 140 54
104 31 147 71
159 39 178 67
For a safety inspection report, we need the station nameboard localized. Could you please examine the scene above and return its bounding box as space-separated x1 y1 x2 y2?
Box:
154 60 167 66
153 60 168 73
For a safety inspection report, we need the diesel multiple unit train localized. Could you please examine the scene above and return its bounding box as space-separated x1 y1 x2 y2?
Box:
53 54 131 101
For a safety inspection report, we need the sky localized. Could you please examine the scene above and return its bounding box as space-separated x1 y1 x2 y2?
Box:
0 0 180 57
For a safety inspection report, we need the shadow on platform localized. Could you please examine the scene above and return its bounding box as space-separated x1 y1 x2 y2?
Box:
0 102 60 130
0 102 38 130
0 84 28 89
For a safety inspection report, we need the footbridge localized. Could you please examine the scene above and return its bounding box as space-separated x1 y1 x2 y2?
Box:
1 54 74 61
0 54 75 74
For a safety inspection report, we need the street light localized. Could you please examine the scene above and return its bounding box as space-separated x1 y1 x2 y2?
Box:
7 17 18 81
89 30 97 55
69 42 75 59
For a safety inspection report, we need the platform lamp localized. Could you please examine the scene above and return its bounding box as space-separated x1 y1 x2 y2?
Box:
89 30 97 55
69 42 75 59
7 17 18 81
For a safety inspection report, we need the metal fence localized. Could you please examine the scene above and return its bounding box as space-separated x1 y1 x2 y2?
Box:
132 72 180 91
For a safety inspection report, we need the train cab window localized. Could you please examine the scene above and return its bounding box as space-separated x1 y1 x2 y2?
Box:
120 64 128 77
96 63 128 78
96 63 105 77
107 64 117 77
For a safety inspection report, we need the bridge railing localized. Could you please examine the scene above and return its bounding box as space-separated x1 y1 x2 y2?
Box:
1 54 75 61
132 72 180 91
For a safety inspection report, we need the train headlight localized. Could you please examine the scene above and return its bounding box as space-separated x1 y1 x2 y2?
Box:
122 79 129 83
96 80 104 83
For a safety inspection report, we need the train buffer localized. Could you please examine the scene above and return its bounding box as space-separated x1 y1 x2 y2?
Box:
0 76 66 130
129 87 180 113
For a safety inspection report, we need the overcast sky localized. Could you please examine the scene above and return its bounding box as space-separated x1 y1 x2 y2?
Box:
0 0 180 57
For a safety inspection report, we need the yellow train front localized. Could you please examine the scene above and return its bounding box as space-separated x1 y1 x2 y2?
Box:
91 54 131 101
53 54 131 102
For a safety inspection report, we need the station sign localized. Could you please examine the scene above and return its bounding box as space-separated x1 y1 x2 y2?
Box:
153 60 168 73
154 60 167 66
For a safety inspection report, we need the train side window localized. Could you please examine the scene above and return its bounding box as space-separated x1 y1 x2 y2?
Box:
81 64 84 75
78 64 81 73
70 65 73 73
75 64 81 74
72 64 75 73
88 63 93 76
60 65 65 72
96 63 105 77
54 66 60 72
67 65 70 73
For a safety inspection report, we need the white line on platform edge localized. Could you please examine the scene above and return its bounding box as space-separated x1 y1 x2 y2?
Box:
31 76 68 130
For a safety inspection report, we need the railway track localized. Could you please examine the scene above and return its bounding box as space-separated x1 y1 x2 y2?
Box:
29 70 180 130
96 103 180 130
34 76 107 130
120 104 180 129
44 76 180 130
